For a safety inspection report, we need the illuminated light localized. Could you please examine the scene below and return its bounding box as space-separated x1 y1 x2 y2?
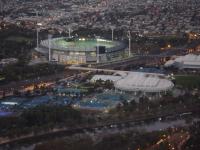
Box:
37 23 43 26
97 38 108 42
1 102 18 105
104 109 109 113
167 44 171 48
156 139 164 145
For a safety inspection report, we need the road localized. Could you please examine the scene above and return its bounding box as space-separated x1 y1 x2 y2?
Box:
145 132 190 150
0 69 79 99
68 66 165 76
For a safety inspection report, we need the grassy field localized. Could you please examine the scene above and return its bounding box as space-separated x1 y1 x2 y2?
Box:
55 39 115 49
175 75 200 88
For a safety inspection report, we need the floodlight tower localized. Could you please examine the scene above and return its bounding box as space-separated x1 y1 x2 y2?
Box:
68 26 72 38
35 10 38 19
110 26 115 41
96 36 100 63
48 34 52 62
127 31 131 57
0 1 3 13
136 24 139 34
35 10 43 50
36 28 40 50
35 10 39 50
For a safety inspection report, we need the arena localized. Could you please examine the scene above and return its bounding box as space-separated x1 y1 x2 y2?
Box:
165 54 200 69
91 71 174 93
37 37 127 64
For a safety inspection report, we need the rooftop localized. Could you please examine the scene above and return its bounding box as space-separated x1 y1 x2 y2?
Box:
165 54 200 69
91 72 174 93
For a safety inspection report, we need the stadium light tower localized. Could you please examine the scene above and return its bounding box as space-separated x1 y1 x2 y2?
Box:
68 27 72 38
35 10 43 51
36 28 40 50
96 36 100 63
110 26 115 41
48 34 52 62
35 10 39 50
127 31 131 57
35 10 38 18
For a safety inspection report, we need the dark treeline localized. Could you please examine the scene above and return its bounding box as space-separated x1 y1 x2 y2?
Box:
0 105 82 138
1 63 65 82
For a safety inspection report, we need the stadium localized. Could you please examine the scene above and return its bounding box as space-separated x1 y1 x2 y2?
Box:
37 37 127 64
164 54 200 69
91 71 174 93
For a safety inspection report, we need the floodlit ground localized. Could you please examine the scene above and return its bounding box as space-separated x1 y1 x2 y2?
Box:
55 39 115 49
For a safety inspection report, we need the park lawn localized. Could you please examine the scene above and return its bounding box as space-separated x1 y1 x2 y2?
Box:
175 75 200 88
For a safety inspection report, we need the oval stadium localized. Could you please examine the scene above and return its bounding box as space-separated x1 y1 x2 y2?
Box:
37 37 127 64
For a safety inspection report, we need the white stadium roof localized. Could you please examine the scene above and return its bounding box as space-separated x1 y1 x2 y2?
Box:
165 54 200 69
91 72 174 93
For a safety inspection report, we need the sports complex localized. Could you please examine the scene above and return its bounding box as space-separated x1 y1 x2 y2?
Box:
165 54 200 69
37 37 127 64
91 71 174 93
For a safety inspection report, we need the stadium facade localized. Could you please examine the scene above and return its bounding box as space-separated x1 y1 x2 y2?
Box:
37 37 127 64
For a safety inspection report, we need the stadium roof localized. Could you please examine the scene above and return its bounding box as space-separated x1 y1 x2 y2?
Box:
165 54 200 69
91 72 174 93
91 75 122 82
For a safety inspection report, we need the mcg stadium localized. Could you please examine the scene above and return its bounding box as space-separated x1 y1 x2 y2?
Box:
37 37 127 64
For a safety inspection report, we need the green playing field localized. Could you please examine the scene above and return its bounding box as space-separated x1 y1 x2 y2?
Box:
55 39 115 49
